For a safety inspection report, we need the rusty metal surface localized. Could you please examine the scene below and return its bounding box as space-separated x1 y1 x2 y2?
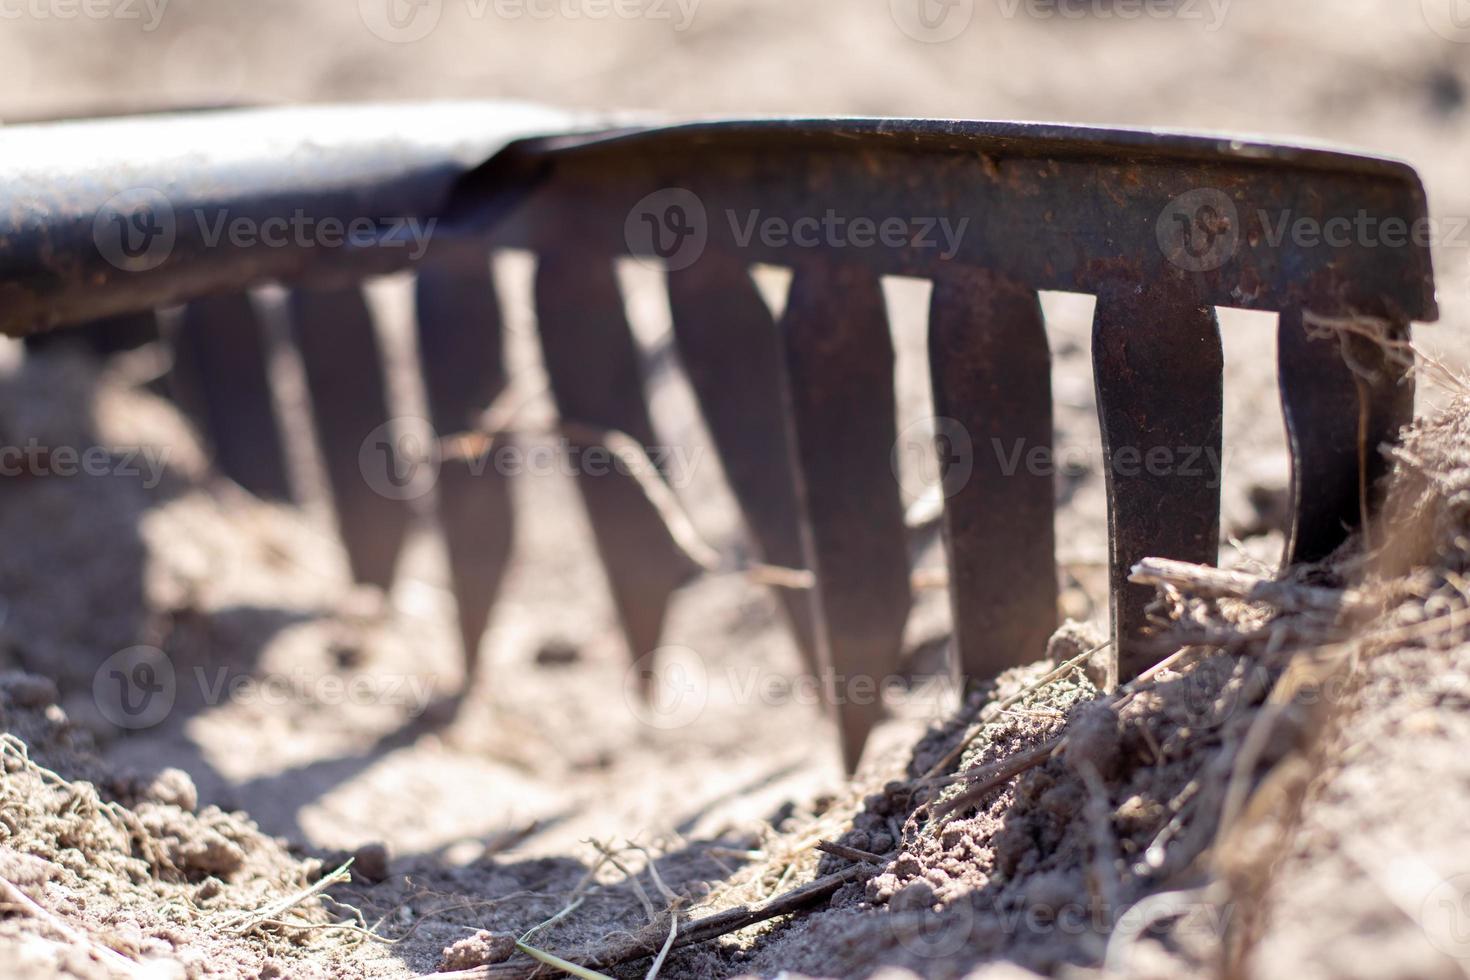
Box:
289 285 410 591
1093 282 1224 685
781 260 912 770
665 252 819 675
929 267 1056 685
0 102 579 334
0 105 1443 762
484 118 1436 322
533 246 698 684
171 292 293 502
1278 306 1416 565
415 261 515 685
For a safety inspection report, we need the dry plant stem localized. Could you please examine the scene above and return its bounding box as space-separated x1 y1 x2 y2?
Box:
815 840 889 864
1078 761 1122 913
644 916 679 980
927 738 1063 821
0 875 153 978
928 643 1201 823
444 416 949 597
499 864 872 979
920 641 1112 782
214 859 354 933
1128 558 1352 614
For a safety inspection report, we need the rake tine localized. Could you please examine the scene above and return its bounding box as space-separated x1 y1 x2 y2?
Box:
533 249 699 691
290 284 411 591
1092 280 1223 686
1277 306 1415 565
171 292 293 502
25 309 159 357
781 259 912 771
415 261 515 686
929 267 1057 684
665 252 819 675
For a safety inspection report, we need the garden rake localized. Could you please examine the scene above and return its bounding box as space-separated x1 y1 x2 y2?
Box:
0 103 1436 769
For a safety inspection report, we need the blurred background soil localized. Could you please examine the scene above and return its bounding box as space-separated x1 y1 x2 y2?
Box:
1 1 1470 977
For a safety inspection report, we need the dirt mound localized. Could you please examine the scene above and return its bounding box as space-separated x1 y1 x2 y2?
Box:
0 672 348 980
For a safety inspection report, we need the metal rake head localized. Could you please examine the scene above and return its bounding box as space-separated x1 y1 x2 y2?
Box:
0 103 1437 769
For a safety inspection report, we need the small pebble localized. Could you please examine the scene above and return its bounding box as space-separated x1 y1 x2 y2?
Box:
352 842 390 883
439 930 516 971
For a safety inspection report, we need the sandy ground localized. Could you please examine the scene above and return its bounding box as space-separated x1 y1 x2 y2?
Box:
1 1 1470 977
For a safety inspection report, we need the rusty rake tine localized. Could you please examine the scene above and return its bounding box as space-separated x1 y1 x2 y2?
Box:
929 267 1057 684
290 284 410 591
415 261 515 684
534 250 698 690
665 252 819 676
1277 307 1415 565
1093 280 1223 686
781 260 911 771
171 292 293 502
